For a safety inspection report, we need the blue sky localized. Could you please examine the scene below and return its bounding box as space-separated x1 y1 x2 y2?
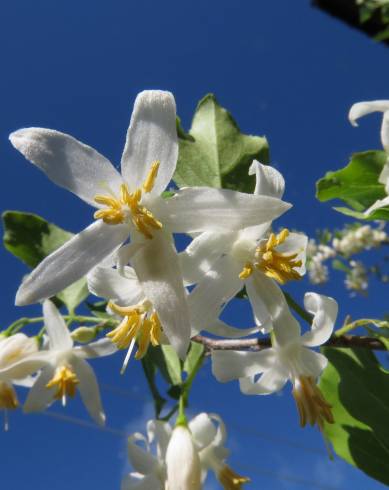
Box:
1 0 389 488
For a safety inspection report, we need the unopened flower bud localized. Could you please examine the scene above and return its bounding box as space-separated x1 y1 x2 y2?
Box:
166 425 201 490
71 327 96 343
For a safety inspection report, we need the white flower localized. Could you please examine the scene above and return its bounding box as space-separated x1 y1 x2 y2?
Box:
181 161 306 335
212 292 338 430
11 91 289 359
0 333 41 428
23 300 116 425
189 413 249 489
345 260 368 294
349 100 389 214
122 419 171 490
87 262 166 373
165 425 202 490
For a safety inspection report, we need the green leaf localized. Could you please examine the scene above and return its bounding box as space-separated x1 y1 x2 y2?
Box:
183 342 204 376
332 259 350 273
2 211 89 312
160 345 182 385
174 94 269 192
320 348 389 486
316 151 389 219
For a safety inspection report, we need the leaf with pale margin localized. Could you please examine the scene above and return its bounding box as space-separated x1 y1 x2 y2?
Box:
2 211 89 313
174 94 269 192
320 347 389 486
316 151 389 220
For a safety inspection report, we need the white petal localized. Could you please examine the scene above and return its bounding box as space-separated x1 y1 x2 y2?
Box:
75 338 118 359
9 128 123 207
250 273 300 345
238 223 269 243
43 299 73 351
15 220 129 306
121 474 161 490
131 231 191 360
0 334 38 369
189 413 217 450
24 366 56 413
121 91 178 196
348 100 389 127
211 349 276 383
179 231 233 285
239 367 288 395
71 356 105 425
188 255 242 335
164 187 291 233
205 318 260 338
381 111 389 152
249 160 285 198
128 432 159 475
245 277 272 332
299 348 328 378
87 265 144 305
208 413 227 447
301 293 338 347
0 352 52 381
147 419 172 459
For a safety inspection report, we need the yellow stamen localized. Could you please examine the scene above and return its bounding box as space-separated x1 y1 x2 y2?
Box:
46 366 79 401
255 228 302 284
292 376 334 430
0 382 18 410
107 301 162 359
239 262 254 280
93 161 163 238
143 160 160 193
219 465 250 490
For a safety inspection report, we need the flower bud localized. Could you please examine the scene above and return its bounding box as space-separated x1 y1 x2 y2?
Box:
71 327 96 344
165 425 201 490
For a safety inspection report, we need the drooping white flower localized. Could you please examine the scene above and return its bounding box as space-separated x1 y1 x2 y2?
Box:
349 100 389 214
23 300 116 425
10 91 290 359
181 161 307 336
87 261 165 373
122 419 171 490
212 292 338 430
165 425 202 490
0 333 41 429
189 412 249 489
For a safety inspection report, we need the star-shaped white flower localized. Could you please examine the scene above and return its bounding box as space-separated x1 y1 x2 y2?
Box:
212 292 338 429
189 412 249 489
0 333 42 429
181 160 307 336
11 91 290 358
349 100 389 215
23 300 116 425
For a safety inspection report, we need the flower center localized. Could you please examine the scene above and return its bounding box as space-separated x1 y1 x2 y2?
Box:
0 382 18 410
218 465 250 490
93 161 162 239
46 365 79 404
292 376 334 430
239 229 303 284
107 301 162 364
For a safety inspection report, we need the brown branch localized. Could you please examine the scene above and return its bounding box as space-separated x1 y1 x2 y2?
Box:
192 334 386 352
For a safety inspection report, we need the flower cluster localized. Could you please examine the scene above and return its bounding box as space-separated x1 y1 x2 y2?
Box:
306 223 387 293
123 413 249 490
3 90 341 488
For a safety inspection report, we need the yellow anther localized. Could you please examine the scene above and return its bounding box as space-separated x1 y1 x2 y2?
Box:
93 162 163 239
46 366 79 401
143 160 160 193
255 228 302 284
292 376 334 430
239 262 254 280
107 302 162 359
0 382 18 410
219 465 250 490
